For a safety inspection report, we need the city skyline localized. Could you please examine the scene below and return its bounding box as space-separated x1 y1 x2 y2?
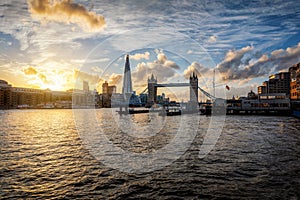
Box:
1 53 299 104
1 0 300 98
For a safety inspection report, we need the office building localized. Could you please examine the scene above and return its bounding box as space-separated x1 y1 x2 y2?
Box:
100 81 117 108
122 54 133 95
257 72 290 95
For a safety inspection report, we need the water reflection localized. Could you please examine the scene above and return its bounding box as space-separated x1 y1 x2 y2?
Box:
1 110 300 199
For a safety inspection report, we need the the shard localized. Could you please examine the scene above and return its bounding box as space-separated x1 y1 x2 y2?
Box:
122 54 133 95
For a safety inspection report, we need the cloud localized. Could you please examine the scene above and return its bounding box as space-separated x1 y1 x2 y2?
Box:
131 62 149 83
155 52 180 70
21 66 52 86
132 51 180 84
27 0 106 32
224 46 253 63
23 66 37 75
95 73 122 92
208 35 217 43
108 73 122 85
183 62 211 79
271 43 300 71
74 69 101 84
130 52 150 60
216 45 254 80
216 43 300 82
38 73 49 83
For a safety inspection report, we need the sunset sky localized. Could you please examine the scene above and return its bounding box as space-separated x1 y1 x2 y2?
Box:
0 0 300 99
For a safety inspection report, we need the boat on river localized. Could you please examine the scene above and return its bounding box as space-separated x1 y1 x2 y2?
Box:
117 107 149 115
159 105 182 116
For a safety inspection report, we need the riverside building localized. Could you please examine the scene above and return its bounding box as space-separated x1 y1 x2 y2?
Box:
0 79 94 109
257 72 290 95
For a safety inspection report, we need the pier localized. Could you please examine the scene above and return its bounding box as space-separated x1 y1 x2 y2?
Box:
226 93 291 115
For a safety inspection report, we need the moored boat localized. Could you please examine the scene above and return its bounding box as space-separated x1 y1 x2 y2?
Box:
291 100 300 118
159 105 182 116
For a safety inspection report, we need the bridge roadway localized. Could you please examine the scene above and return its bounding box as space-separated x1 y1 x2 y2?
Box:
154 83 190 87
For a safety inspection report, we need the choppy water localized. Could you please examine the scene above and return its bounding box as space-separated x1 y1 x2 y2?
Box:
1 109 300 199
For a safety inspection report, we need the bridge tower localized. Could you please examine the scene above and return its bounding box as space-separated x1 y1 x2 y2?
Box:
190 72 198 104
147 74 157 105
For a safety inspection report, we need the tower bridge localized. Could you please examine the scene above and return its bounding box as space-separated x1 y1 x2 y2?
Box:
139 80 216 103
147 73 200 106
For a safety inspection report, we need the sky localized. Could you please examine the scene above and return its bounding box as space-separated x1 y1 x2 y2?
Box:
0 0 300 100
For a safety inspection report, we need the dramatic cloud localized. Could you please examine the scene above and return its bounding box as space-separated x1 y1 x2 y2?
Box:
95 73 122 92
132 62 150 84
130 52 150 61
155 52 180 70
242 43 300 77
132 52 180 84
27 0 106 32
108 73 122 85
183 62 211 79
22 66 49 83
222 46 253 65
74 69 101 84
270 43 300 71
23 66 38 75
216 43 300 82
216 45 255 80
38 73 49 83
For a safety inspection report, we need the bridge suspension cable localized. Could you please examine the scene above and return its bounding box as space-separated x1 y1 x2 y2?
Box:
139 87 148 95
198 87 216 100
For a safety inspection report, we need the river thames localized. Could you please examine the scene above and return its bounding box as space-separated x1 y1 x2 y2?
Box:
1 109 299 199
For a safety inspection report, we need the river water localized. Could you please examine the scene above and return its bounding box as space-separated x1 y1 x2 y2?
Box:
0 109 299 199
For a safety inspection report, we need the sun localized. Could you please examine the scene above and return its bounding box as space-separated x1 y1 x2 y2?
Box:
27 70 74 91
39 73 72 91
22 60 76 91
